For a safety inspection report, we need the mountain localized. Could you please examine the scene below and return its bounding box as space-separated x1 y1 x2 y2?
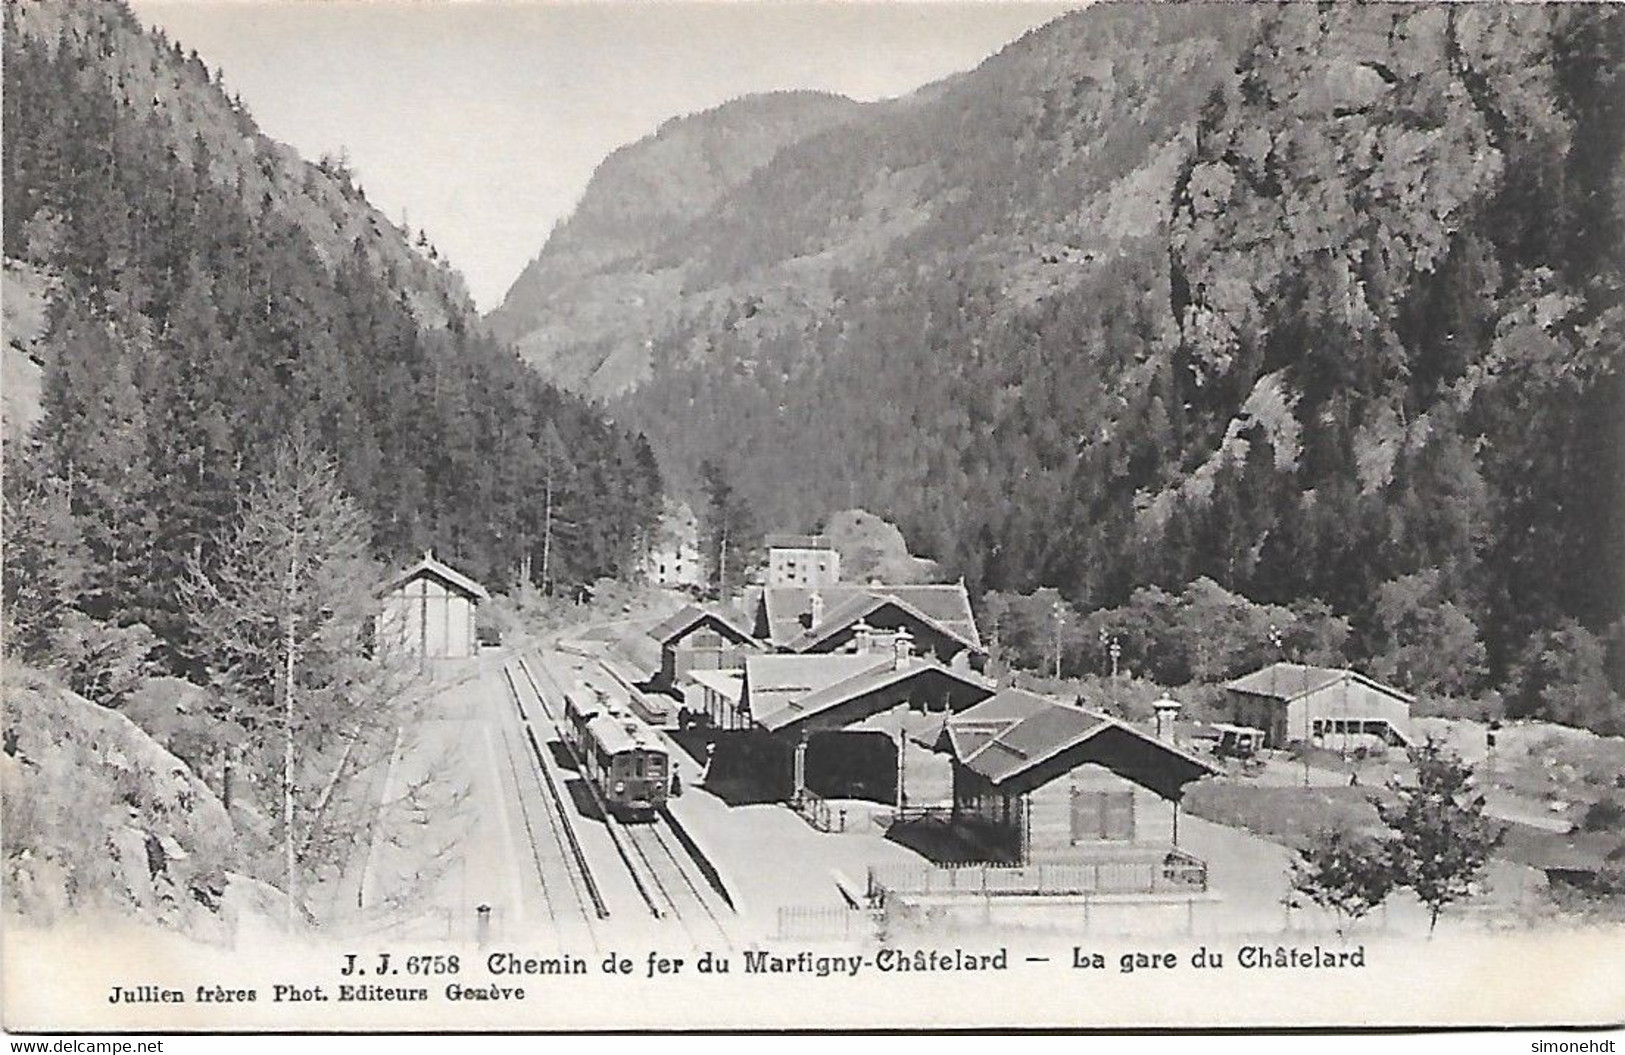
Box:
2 259 51 439
6 0 470 329
485 89 865 394
2 0 663 668
495 3 1624 716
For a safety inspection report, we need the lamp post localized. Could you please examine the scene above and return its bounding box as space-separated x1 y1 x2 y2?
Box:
1269 622 1307 787
1098 627 1121 715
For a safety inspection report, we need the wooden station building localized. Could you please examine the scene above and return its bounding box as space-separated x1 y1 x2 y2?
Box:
937 689 1219 864
754 582 988 672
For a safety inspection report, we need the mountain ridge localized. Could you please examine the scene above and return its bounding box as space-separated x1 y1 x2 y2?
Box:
489 1 1624 713
484 89 867 392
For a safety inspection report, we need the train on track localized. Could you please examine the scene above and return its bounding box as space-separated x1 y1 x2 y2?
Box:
562 684 670 818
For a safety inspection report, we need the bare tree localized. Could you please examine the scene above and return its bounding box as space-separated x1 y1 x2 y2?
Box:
179 431 407 928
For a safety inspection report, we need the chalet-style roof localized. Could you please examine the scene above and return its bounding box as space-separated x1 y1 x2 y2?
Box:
783 591 985 655
1225 662 1415 705
764 533 833 550
759 583 982 650
941 689 1218 800
647 603 757 647
381 551 489 600
742 652 993 735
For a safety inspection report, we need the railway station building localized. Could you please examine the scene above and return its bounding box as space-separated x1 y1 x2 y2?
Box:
375 551 489 659
647 604 761 692
1224 662 1414 749
705 629 995 805
752 582 988 672
866 690 1222 921
935 689 1218 865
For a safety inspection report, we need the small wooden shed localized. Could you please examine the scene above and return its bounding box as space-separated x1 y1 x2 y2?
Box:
376 551 490 659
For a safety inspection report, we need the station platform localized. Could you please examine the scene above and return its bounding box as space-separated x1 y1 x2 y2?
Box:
655 729 928 936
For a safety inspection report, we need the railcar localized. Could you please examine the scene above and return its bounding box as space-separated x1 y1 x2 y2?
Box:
562 686 669 817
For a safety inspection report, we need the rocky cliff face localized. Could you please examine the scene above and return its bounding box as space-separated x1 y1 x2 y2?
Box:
494 3 1623 698
1 668 269 938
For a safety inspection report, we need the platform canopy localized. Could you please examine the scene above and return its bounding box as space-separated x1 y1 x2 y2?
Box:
741 652 994 737
940 689 1219 801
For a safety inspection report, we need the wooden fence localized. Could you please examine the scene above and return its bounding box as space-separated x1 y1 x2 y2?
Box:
867 849 1208 900
775 905 875 941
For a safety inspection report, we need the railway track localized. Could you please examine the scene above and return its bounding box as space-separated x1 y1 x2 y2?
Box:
518 651 733 946
619 814 733 947
499 661 610 933
514 654 667 921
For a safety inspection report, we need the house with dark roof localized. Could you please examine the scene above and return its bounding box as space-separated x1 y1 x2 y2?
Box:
938 688 1219 866
753 582 987 671
647 604 761 692
1224 662 1414 749
376 551 490 659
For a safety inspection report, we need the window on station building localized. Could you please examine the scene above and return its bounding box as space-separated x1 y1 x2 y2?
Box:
1070 789 1135 843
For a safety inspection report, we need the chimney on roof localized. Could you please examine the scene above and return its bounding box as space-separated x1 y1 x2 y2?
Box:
1153 696 1182 742
853 620 875 655
893 628 914 671
808 590 824 629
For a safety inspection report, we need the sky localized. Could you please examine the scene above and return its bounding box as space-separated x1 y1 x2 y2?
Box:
130 1 1079 312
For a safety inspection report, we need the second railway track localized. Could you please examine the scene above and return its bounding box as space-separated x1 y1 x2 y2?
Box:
517 650 734 946
500 661 610 932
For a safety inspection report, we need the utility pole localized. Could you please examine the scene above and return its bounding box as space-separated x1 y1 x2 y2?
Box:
1098 626 1120 713
1052 600 1065 680
540 469 553 594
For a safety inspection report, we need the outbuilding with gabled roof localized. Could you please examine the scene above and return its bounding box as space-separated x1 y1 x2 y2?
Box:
1225 662 1414 749
648 603 762 691
375 550 489 659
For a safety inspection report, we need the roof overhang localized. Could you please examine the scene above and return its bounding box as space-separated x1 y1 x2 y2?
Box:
759 661 995 737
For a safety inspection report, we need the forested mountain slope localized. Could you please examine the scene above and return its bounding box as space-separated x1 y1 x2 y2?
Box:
485 90 865 394
2 0 663 670
501 3 1624 717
